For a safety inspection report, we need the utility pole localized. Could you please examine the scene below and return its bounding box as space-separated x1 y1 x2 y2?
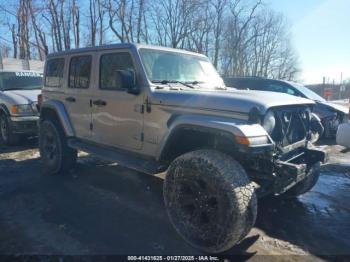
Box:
339 72 344 99
340 72 343 84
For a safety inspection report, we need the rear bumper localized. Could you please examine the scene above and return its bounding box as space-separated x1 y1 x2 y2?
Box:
9 116 39 135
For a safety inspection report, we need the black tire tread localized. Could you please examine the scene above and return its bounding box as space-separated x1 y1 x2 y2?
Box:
164 149 257 253
39 119 77 174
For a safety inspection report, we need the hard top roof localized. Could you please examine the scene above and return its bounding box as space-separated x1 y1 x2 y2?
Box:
47 43 206 58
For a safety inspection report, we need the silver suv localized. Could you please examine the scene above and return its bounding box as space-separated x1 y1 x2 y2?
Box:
39 44 327 253
0 70 42 145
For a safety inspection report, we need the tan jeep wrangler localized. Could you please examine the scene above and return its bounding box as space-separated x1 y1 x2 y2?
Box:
39 43 326 253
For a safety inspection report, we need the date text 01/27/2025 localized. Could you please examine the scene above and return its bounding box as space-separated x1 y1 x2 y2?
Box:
127 255 220 261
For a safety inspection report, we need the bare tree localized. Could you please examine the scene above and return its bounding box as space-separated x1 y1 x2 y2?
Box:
17 0 31 59
28 0 48 59
89 0 98 46
221 5 299 80
0 0 301 80
0 43 11 58
221 0 262 75
10 23 18 58
152 0 200 48
97 0 106 45
136 0 144 43
186 0 212 55
72 0 80 48
60 0 71 50
211 0 227 68
106 0 127 42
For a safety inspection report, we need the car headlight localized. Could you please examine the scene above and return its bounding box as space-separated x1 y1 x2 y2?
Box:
263 110 276 134
11 104 34 115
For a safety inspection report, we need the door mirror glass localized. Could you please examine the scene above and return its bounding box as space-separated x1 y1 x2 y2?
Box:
115 70 139 94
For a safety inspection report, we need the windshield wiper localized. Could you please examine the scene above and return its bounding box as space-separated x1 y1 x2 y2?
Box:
3 87 27 91
152 80 196 89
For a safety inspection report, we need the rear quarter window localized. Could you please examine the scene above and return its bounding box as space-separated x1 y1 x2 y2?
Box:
45 58 65 87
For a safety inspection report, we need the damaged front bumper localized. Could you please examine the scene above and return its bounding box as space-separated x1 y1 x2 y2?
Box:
253 147 328 197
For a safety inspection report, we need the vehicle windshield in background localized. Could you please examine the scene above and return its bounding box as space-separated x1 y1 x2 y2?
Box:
139 49 225 89
0 72 43 91
292 82 326 102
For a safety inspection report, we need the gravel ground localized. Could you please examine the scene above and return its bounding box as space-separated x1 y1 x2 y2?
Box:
0 138 349 261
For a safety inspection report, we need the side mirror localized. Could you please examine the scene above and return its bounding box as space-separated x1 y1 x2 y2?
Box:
116 70 139 94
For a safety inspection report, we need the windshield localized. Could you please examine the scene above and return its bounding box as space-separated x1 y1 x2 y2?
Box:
0 71 43 91
139 48 225 89
291 82 326 101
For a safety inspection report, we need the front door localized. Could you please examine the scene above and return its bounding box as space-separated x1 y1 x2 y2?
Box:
90 50 144 151
63 54 94 139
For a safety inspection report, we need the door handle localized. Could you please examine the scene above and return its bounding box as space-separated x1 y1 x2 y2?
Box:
93 99 107 107
65 97 76 102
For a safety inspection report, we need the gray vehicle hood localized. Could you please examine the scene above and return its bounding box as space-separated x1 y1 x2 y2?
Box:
318 101 349 114
151 89 314 114
2 89 41 104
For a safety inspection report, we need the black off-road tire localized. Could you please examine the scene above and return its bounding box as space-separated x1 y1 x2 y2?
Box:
281 162 321 198
164 149 257 253
0 113 20 146
39 119 77 175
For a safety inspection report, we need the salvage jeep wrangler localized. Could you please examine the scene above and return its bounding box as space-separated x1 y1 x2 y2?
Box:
39 44 327 253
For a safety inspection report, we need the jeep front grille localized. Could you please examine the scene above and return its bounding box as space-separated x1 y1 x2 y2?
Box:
270 107 310 148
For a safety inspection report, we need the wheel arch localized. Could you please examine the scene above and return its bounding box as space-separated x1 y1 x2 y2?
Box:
158 124 238 163
156 114 268 163
40 100 75 137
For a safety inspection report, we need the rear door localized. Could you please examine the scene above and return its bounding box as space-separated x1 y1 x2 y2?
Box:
63 54 94 140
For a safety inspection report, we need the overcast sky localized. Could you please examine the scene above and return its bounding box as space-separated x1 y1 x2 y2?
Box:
269 0 350 84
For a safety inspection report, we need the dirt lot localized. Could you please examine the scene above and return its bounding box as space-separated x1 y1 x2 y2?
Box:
0 138 349 260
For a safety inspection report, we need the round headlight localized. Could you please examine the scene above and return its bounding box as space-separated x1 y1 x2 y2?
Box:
263 110 276 134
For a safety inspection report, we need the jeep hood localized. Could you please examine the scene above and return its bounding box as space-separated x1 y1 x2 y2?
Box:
3 89 41 104
151 89 314 114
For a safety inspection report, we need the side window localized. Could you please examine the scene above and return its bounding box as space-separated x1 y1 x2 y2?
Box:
246 80 262 90
100 52 135 90
286 87 296 95
266 83 286 93
69 55 92 89
45 58 64 87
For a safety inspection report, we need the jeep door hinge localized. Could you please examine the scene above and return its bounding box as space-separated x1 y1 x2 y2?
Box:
134 104 144 114
145 97 151 113
89 123 93 131
134 132 144 142
89 99 93 107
